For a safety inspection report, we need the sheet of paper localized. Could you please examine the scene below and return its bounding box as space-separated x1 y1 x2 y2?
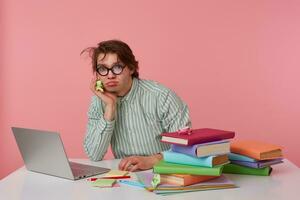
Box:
90 179 116 188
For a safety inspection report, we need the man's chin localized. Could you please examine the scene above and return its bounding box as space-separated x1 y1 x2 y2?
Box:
105 88 119 94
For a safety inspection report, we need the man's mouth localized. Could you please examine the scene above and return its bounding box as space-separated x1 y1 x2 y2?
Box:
106 81 118 87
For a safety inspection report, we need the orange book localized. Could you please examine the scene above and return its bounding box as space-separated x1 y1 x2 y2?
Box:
160 174 218 186
230 140 283 160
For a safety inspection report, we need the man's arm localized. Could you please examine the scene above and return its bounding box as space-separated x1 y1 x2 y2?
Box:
159 88 192 132
119 88 191 171
83 95 115 161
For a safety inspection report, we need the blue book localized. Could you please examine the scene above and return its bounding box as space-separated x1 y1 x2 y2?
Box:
163 151 229 167
228 153 257 162
171 140 230 157
230 158 283 168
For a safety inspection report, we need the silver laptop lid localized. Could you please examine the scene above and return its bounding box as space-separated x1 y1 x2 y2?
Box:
12 127 74 180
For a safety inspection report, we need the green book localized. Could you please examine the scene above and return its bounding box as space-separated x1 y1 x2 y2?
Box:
153 160 223 176
223 163 272 176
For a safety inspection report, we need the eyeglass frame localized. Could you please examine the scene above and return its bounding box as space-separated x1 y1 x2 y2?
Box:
96 63 126 76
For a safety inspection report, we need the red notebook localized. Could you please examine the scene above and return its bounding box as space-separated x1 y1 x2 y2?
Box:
161 128 235 146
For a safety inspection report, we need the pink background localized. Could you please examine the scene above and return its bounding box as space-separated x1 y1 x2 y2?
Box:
1 0 300 179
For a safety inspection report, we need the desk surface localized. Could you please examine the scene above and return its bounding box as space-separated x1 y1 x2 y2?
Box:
1 159 299 200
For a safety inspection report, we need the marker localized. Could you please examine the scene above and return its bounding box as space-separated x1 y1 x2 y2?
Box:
118 180 145 188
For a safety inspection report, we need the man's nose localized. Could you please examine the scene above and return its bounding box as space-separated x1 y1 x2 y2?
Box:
107 70 116 79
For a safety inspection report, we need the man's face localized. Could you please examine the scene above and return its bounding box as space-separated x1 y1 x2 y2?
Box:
96 53 134 95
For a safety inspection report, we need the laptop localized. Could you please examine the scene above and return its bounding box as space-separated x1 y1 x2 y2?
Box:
12 127 110 180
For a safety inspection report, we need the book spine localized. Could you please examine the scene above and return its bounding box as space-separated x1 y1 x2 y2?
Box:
230 160 260 168
153 165 222 176
228 153 257 162
171 144 197 156
223 163 272 176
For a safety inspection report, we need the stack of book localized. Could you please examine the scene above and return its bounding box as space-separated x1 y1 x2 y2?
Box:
142 128 236 195
136 171 236 195
223 140 283 176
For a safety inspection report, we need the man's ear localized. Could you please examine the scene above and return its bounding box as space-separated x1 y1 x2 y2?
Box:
130 69 135 75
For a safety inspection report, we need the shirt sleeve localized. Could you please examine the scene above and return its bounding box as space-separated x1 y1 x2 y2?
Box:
158 89 192 133
83 95 115 161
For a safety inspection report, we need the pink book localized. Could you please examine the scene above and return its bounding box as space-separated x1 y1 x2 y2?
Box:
161 128 235 146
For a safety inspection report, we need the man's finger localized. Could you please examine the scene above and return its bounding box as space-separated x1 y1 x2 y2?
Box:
123 160 133 171
118 159 126 170
129 164 139 172
118 158 129 170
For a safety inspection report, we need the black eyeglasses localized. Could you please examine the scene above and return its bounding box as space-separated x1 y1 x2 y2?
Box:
96 63 126 76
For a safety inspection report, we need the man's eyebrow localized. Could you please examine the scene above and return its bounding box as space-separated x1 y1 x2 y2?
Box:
96 61 121 67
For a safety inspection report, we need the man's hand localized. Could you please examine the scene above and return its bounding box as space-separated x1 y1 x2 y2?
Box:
90 75 117 121
90 75 117 105
118 154 163 172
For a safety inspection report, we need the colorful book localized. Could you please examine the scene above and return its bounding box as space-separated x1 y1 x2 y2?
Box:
136 172 236 192
161 128 235 146
228 153 257 162
153 185 237 195
160 174 218 186
223 163 272 176
153 160 223 176
230 158 283 168
231 140 283 160
171 140 230 157
155 175 236 190
163 151 229 167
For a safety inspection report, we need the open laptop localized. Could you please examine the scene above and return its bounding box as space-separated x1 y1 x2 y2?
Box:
12 127 110 180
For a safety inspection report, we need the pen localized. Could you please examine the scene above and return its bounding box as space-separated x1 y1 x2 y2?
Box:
118 180 145 188
88 176 131 181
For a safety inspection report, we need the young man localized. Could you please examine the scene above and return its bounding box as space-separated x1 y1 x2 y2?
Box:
83 40 191 171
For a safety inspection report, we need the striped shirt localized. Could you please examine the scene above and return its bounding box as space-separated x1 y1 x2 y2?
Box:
83 78 191 161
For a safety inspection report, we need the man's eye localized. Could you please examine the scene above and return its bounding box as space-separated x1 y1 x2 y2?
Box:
97 66 107 72
113 65 122 69
115 64 126 69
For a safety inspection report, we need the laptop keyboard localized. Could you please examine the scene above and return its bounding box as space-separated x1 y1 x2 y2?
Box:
69 162 109 178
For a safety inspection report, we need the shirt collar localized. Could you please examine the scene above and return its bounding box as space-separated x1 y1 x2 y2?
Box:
119 78 139 103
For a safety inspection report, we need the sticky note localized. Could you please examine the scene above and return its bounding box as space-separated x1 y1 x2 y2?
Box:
90 179 116 188
104 170 129 177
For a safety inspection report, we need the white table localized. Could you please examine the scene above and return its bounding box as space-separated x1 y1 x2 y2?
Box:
0 159 299 200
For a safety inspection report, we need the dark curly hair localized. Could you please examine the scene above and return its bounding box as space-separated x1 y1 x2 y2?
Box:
81 39 139 78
